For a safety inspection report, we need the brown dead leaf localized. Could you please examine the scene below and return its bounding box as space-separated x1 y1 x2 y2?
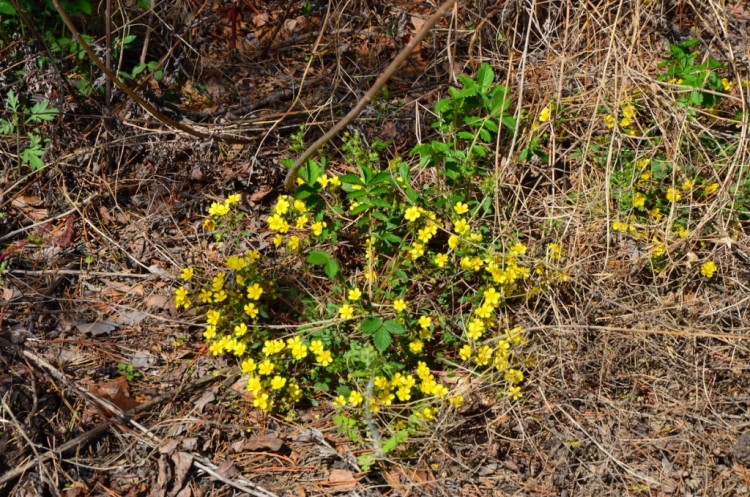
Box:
172 451 194 494
158 438 181 455
324 469 358 492
145 294 171 310
1 287 21 302
237 434 284 452
101 280 145 297
411 15 426 32
89 377 139 412
11 195 48 221
215 459 239 479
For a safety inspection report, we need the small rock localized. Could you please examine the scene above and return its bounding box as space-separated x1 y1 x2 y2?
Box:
735 432 750 466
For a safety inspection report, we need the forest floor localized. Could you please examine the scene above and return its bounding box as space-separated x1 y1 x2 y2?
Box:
2 1 750 496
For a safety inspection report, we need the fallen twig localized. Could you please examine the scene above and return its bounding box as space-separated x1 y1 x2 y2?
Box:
283 0 457 190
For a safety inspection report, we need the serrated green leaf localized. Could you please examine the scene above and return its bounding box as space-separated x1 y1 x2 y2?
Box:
382 319 405 335
360 317 383 335
476 63 494 92
350 203 370 215
324 259 339 278
372 328 391 352
306 250 330 266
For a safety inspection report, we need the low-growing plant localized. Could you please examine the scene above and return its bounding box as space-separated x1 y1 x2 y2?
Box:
175 64 569 467
0 90 59 171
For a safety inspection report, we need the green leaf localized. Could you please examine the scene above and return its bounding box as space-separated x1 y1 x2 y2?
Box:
306 250 330 266
28 101 58 123
0 1 17 15
476 63 494 92
382 319 405 335
21 147 45 170
372 327 392 352
324 259 339 278
360 317 383 335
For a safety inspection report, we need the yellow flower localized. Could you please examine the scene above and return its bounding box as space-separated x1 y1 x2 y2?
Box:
454 201 469 215
393 298 407 312
409 340 424 354
682 179 695 191
273 234 283 247
666 187 681 203
270 375 287 390
466 319 484 340
704 182 719 195
604 114 615 128
334 395 347 407
317 174 329 188
294 199 308 213
449 395 464 408
339 303 354 319
418 315 432 329
454 218 470 235
241 358 256 373
247 284 263 300
287 235 300 250
538 106 551 122
246 250 260 263
267 214 289 232
206 309 221 325
434 253 448 268
244 303 259 319
226 193 241 205
262 339 285 356
474 345 493 366
180 267 194 281
409 242 425 260
633 192 646 209
673 225 688 238
234 323 248 337
274 195 290 215
348 288 362 301
721 77 734 91
316 350 333 367
309 340 325 355
258 359 275 376
287 382 303 402
311 221 327 236
203 218 216 231
253 392 273 411
483 286 501 307
290 342 308 360
448 235 460 250
504 369 524 384
328 175 341 188
295 215 309 229
174 287 189 308
701 260 717 279
416 361 431 380
507 386 522 400
225 255 247 271
203 325 216 340
348 390 363 406
404 206 421 222
417 227 434 243
640 170 652 181
208 202 230 217
650 207 662 222
246 376 262 394
459 344 472 361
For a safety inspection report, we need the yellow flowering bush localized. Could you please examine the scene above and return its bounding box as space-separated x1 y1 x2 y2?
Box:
173 63 574 468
